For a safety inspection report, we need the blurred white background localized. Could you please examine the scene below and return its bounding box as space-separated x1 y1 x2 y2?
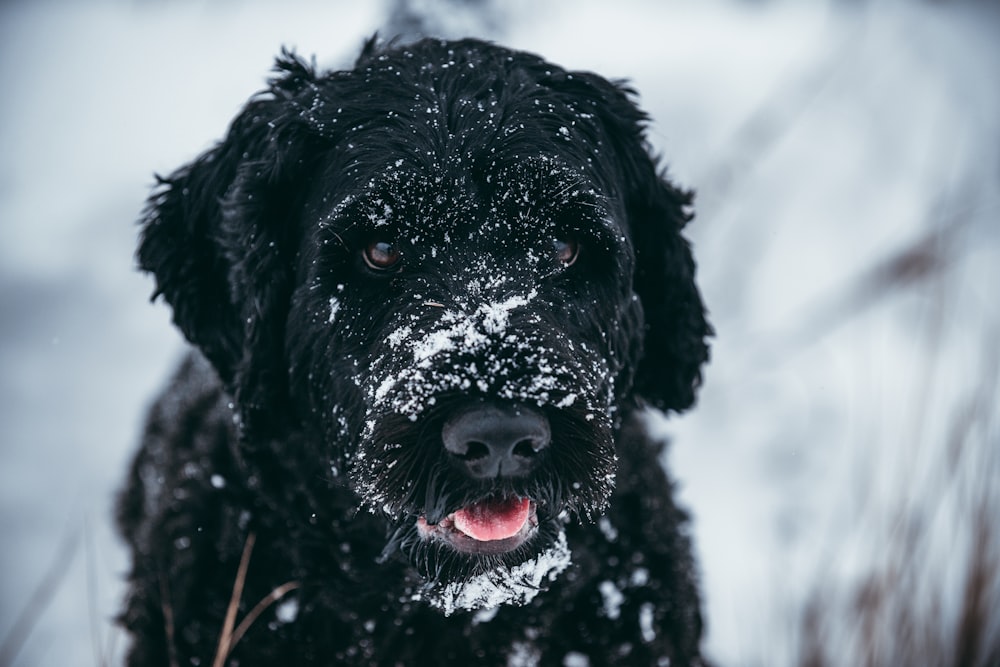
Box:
1 1 998 665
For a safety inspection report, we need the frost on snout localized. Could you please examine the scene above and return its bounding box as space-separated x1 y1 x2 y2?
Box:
350 281 619 520
365 287 612 425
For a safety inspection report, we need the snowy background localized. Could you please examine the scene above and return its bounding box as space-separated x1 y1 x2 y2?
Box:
1 1 998 665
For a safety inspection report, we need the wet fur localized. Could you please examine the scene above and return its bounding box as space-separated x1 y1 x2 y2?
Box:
118 37 711 666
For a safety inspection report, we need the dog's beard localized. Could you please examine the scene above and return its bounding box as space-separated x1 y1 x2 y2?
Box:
380 506 572 614
419 529 572 615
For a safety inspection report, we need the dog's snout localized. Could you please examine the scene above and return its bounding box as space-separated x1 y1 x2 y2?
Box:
442 405 550 478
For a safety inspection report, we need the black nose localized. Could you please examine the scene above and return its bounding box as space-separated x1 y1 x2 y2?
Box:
442 404 550 478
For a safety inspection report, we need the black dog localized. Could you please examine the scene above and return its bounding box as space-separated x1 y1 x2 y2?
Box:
117 37 712 666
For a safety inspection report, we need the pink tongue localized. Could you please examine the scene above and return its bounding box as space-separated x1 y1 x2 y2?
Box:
452 497 531 541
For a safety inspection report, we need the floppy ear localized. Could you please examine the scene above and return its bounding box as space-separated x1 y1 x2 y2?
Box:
627 168 712 413
566 73 712 413
137 52 324 435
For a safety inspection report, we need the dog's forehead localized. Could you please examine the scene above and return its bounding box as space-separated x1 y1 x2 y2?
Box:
320 155 624 251
304 40 629 217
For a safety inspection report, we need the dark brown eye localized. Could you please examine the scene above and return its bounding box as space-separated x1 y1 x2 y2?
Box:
553 238 580 266
363 240 402 271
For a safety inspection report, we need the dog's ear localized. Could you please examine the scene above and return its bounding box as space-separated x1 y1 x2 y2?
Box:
559 73 712 413
137 51 324 430
627 167 712 413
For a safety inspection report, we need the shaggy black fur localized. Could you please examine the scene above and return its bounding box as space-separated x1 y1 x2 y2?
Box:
118 37 712 666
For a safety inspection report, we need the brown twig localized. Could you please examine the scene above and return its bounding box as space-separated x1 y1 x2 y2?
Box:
212 531 256 667
158 569 180 667
228 581 302 650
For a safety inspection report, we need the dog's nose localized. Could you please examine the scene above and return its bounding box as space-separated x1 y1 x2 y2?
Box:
442 405 550 478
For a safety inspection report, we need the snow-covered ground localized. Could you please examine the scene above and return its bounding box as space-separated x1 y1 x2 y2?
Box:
1 1 997 665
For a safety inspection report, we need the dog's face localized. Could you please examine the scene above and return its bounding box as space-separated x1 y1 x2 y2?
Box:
138 38 710 612
289 154 630 610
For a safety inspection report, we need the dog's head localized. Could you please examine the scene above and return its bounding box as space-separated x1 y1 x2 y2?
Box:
138 38 710 612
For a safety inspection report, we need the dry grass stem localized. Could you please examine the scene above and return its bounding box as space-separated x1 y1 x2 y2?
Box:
158 570 179 667
212 531 257 667
0 528 80 667
228 581 302 649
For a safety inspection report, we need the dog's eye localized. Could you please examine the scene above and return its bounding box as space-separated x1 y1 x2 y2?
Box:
363 240 402 271
553 238 580 267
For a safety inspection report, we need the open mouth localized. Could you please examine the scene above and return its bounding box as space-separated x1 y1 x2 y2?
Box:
417 496 539 555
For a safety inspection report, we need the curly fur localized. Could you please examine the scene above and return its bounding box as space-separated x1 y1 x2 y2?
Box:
118 37 712 666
